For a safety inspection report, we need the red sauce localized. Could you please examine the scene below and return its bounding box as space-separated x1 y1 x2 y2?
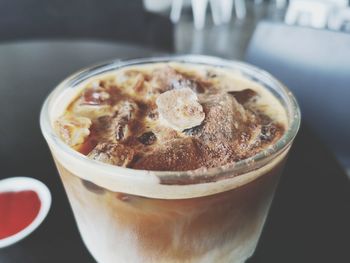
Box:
0 190 41 239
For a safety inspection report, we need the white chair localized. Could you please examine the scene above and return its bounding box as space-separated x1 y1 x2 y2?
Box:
328 7 350 31
285 0 348 29
170 0 246 30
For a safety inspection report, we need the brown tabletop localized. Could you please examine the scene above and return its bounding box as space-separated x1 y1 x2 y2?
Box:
0 41 349 263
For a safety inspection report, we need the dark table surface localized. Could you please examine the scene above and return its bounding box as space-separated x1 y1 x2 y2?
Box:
0 41 349 263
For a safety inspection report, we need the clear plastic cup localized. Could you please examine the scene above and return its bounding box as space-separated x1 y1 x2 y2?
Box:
40 55 300 263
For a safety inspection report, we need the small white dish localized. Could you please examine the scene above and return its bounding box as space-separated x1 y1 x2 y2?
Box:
0 177 51 248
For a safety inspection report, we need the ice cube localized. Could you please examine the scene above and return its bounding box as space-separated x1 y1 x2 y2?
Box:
151 66 203 93
88 142 134 166
95 100 139 142
156 88 205 131
133 137 202 171
55 115 91 146
183 93 258 165
113 100 138 122
71 88 112 120
151 66 180 93
196 93 250 143
71 103 111 120
82 88 111 105
115 70 145 93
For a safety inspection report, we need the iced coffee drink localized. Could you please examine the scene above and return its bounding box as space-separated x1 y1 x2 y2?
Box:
40 56 300 263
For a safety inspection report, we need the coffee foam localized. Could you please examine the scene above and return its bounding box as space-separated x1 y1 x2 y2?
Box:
47 62 290 199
